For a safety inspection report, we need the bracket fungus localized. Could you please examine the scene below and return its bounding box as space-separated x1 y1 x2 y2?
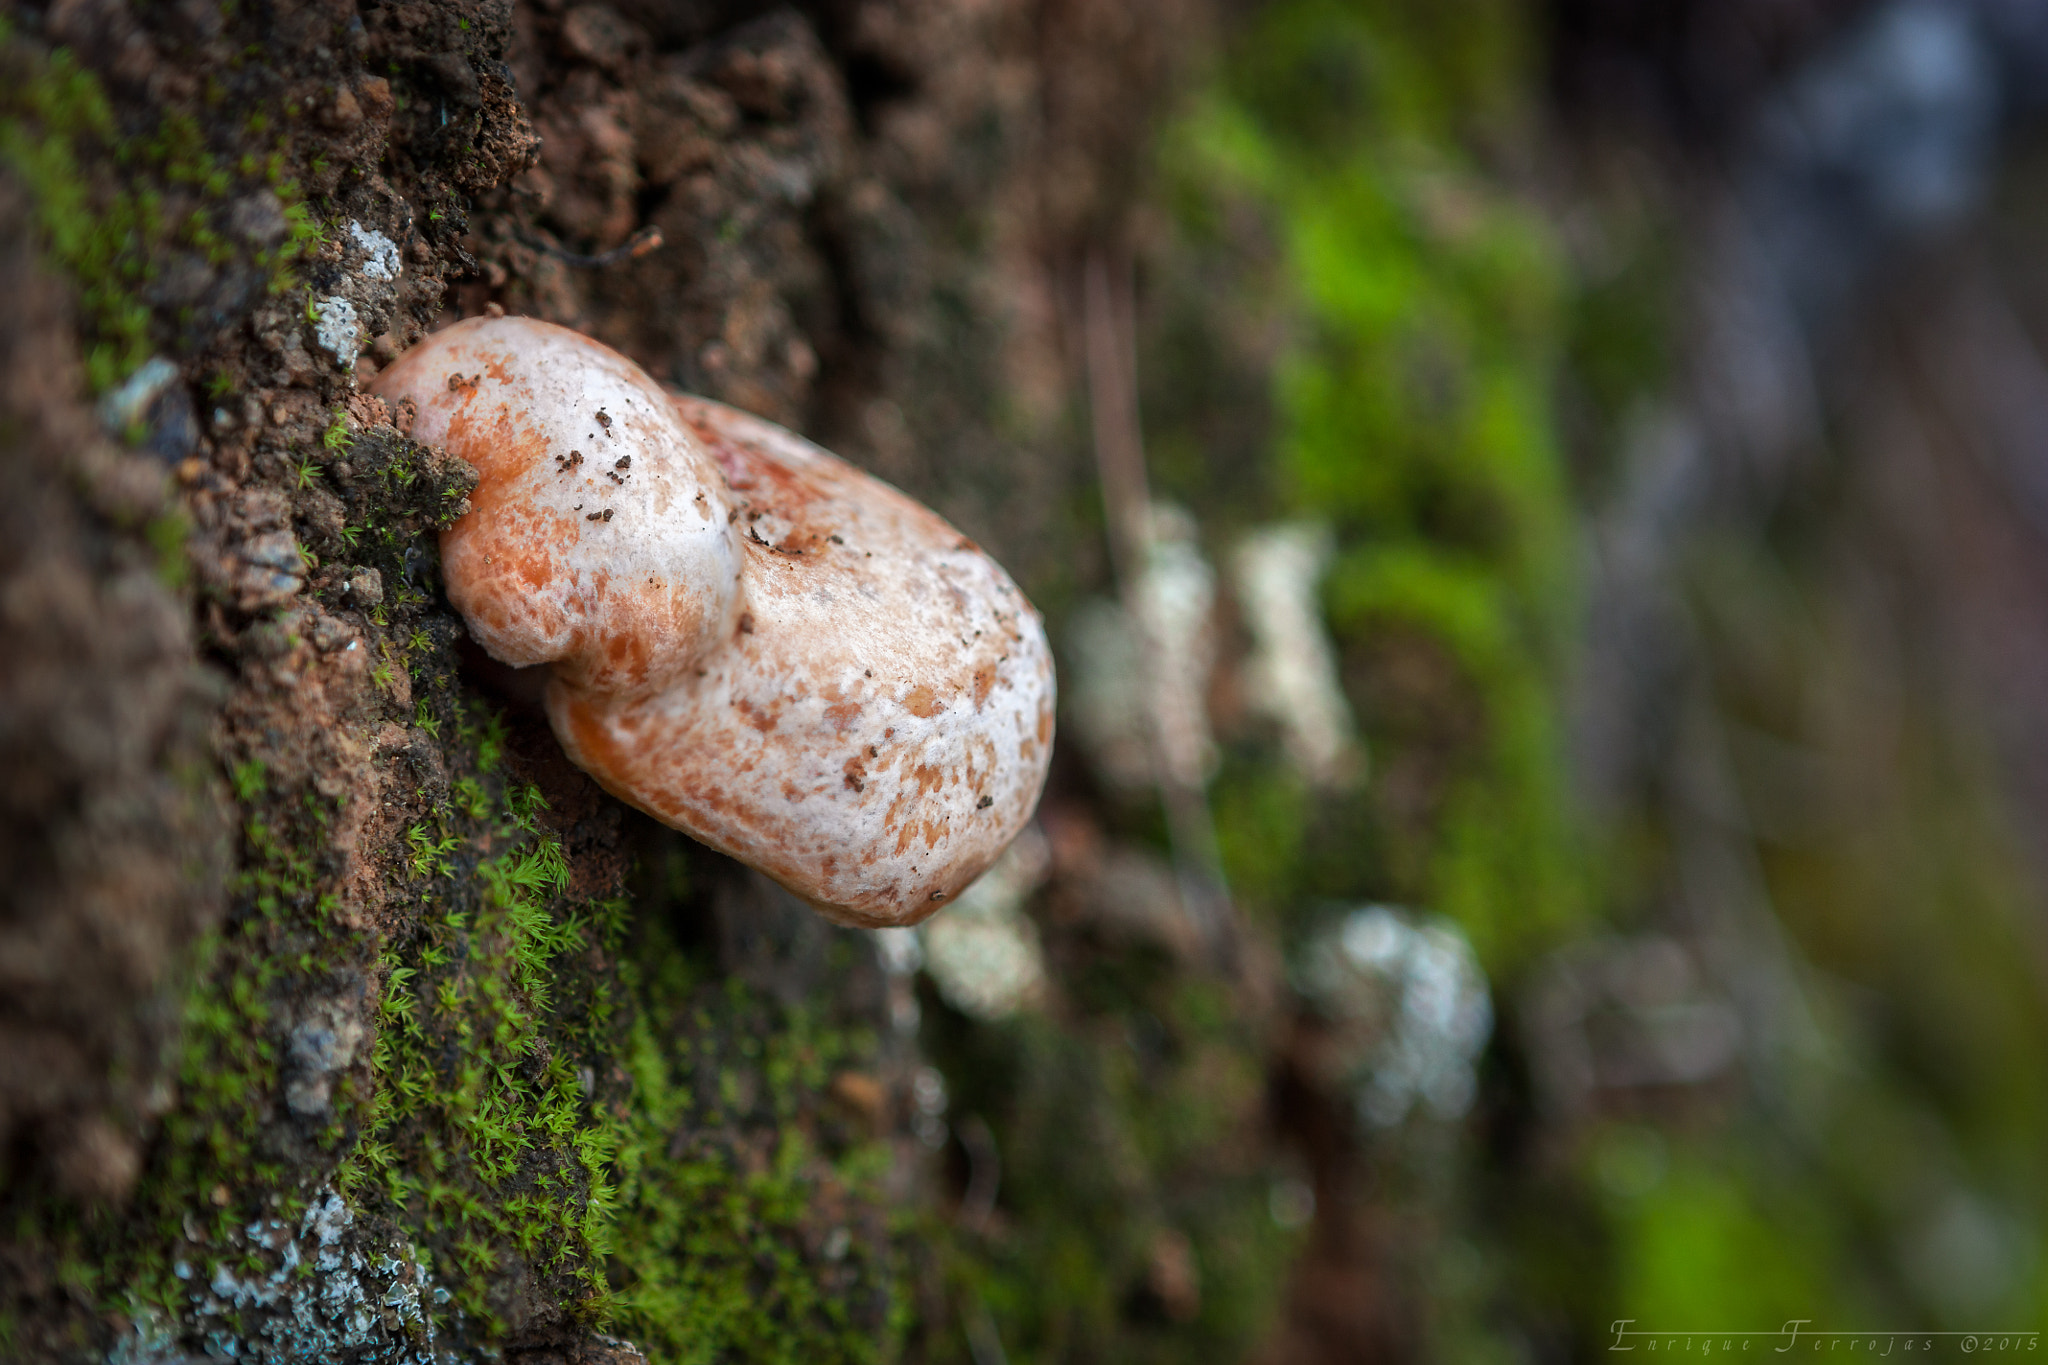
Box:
372 316 1055 927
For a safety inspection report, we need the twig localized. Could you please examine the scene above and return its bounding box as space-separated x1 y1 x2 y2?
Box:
520 224 664 269
1083 250 1149 587
957 1115 1000 1235
963 1294 1010 1365
1081 246 1238 969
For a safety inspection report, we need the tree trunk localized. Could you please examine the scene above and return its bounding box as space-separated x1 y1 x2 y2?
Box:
0 0 1190 1358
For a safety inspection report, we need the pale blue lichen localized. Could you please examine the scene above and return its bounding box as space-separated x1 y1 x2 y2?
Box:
108 1187 460 1365
94 355 179 435
348 220 401 281
312 296 362 369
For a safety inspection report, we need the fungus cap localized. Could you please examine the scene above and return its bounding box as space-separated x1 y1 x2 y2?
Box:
393 316 741 698
373 316 1056 928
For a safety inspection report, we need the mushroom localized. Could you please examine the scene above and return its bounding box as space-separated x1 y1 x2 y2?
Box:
372 316 1056 927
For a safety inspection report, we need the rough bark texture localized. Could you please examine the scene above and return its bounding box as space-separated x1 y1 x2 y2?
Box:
0 0 1200 1359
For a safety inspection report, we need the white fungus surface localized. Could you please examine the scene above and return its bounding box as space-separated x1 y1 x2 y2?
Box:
374 316 1057 927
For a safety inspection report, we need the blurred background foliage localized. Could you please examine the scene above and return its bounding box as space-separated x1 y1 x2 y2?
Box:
1167 0 1585 972
922 0 2048 1359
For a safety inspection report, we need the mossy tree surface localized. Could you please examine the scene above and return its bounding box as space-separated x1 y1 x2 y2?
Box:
4 0 1581 1357
0 0 1085 1359
1125 0 2048 1348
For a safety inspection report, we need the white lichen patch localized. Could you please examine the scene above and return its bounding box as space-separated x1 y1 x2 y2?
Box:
95 355 179 434
1132 505 1219 790
348 220 402 281
1232 521 1360 787
1294 906 1493 1128
106 1186 452 1365
919 827 1051 1020
312 296 362 370
1066 505 1218 794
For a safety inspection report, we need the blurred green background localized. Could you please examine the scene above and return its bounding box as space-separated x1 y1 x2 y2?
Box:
925 0 2048 1358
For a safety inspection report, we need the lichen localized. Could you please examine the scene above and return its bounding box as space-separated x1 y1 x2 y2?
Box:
310 296 361 369
62 649 909 1363
107 1189 451 1365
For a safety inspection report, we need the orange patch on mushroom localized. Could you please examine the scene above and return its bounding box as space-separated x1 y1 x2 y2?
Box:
735 698 779 734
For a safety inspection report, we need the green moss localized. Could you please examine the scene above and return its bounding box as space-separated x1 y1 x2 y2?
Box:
340 827 624 1332
276 687 906 1358
322 411 353 452
1207 762 1313 918
920 946 1290 1365
1160 0 1587 975
86 773 375 1330
147 508 193 590
0 22 324 392
1063 8 1593 1356
1597 1133 1843 1328
603 959 903 1364
0 33 151 391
